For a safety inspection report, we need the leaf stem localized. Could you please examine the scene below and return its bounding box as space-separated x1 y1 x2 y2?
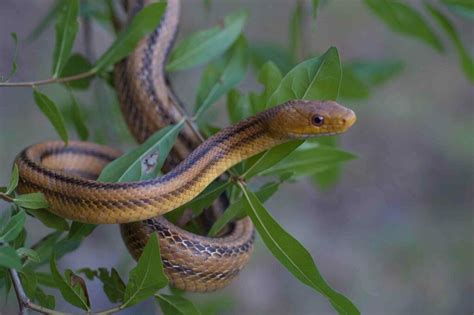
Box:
0 192 13 203
0 70 96 88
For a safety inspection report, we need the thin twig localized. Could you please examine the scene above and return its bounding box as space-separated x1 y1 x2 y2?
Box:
0 192 13 202
0 70 96 88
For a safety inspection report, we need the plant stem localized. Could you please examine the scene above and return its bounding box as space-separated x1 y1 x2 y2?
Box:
0 192 13 202
0 70 96 88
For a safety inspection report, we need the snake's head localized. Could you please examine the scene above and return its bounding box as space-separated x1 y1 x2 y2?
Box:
268 100 356 139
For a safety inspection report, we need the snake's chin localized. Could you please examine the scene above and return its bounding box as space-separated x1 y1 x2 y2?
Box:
287 131 341 139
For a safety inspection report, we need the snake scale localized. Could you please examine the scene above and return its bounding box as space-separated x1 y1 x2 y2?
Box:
14 0 356 292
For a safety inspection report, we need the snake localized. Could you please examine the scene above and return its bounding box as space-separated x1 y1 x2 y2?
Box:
14 0 356 292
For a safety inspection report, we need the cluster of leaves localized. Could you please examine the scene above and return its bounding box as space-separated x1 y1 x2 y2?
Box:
0 0 471 314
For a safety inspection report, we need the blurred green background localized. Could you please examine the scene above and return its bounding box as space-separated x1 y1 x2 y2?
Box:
0 1 472 314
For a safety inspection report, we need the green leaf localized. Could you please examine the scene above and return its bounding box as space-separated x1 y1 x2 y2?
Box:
52 0 79 77
289 1 303 59
68 222 95 240
194 36 249 120
249 61 283 114
26 208 69 231
33 90 69 144
93 2 166 73
167 10 248 71
240 186 359 315
0 246 22 270
312 0 321 20
62 54 93 89
50 253 90 311
35 287 56 309
260 142 357 178
36 272 58 288
267 47 342 107
209 182 279 237
364 0 443 51
98 268 126 303
425 3 474 82
122 233 168 308
346 59 404 86
16 248 40 263
227 89 251 124
0 210 26 243
19 270 37 298
68 88 89 140
1 33 19 82
156 294 201 315
441 0 474 20
5 164 19 195
27 232 63 267
98 121 184 182
242 141 304 179
27 0 64 41
13 192 50 210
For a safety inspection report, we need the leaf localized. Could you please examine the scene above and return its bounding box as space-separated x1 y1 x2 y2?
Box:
364 0 443 51
13 192 50 210
19 270 37 298
62 54 93 90
242 141 304 179
347 59 404 86
28 232 63 267
167 10 248 71
52 0 79 77
312 0 321 20
1 33 19 82
97 268 126 303
68 88 89 140
156 294 201 315
249 61 283 114
26 208 69 231
441 0 474 21
0 210 26 243
36 272 58 288
239 186 359 315
50 253 90 311
5 164 19 195
0 246 22 270
98 121 184 182
267 47 342 107
35 287 56 309
122 233 168 308
425 3 474 82
27 0 64 41
227 89 251 124
194 36 249 120
68 222 95 240
67 271 90 307
289 1 303 59
33 90 69 144
16 248 40 263
261 142 357 179
93 2 166 73
208 182 279 237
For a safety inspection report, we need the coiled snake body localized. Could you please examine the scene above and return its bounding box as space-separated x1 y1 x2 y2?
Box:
15 0 356 292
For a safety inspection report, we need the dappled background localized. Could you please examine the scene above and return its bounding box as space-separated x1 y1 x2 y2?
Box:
0 1 473 314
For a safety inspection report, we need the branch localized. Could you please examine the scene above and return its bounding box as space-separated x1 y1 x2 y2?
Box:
0 192 13 203
0 70 96 88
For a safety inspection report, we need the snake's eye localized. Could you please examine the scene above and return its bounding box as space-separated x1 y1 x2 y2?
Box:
312 115 324 126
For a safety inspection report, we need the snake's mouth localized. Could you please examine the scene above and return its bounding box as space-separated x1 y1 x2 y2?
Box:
287 131 342 139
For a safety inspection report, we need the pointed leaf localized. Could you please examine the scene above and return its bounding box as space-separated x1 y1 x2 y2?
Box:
0 210 26 243
0 246 22 270
50 253 90 311
1 33 19 82
52 0 80 77
26 208 69 231
13 192 50 210
68 222 95 240
156 294 201 315
33 90 69 144
167 10 248 71
68 89 89 140
97 268 126 303
93 2 166 72
63 54 93 90
98 121 184 182
365 0 443 51
249 61 283 114
5 164 19 195
227 89 251 123
122 233 168 308
240 186 359 315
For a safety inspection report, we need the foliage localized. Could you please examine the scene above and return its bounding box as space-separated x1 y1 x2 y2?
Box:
0 0 471 314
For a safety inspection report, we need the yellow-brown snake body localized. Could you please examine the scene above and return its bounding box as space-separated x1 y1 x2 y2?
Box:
15 0 357 292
